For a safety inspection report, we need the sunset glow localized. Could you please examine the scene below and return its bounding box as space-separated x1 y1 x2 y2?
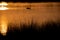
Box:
0 2 60 36
0 21 7 36
0 2 8 10
0 15 8 36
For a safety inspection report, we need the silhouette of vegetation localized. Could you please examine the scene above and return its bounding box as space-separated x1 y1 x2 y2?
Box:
0 21 60 40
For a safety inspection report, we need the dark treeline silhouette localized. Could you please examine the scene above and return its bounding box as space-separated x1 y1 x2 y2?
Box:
0 21 60 40
0 0 59 3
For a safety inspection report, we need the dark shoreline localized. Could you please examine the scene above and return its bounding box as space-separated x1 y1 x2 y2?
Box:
0 1 59 3
0 21 60 40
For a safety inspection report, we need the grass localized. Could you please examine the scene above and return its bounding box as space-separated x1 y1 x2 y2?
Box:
0 21 60 40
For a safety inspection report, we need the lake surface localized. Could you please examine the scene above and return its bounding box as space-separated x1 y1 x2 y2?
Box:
0 2 60 35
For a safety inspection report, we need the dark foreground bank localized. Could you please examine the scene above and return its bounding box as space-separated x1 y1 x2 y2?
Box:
0 21 60 40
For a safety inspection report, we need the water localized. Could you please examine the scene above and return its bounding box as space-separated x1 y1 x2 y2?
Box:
0 2 60 36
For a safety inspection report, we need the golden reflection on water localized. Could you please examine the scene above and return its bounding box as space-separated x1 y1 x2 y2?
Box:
0 2 8 10
0 2 60 36
0 2 8 36
0 14 8 36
